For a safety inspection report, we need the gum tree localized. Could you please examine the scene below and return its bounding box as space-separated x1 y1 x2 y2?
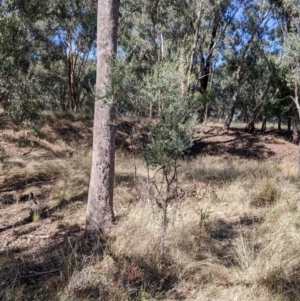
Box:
85 0 119 233
275 0 300 169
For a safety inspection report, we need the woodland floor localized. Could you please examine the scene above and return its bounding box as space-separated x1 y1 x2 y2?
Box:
192 124 298 165
0 114 299 301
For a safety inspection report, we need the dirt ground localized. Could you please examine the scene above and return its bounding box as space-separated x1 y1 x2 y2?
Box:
0 120 299 300
0 123 298 245
191 126 299 165
1 124 298 253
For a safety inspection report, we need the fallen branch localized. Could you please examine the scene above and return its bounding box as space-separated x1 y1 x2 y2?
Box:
1 269 62 287
24 235 50 239
18 268 62 279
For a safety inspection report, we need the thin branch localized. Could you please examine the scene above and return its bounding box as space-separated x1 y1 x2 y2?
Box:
1 269 62 286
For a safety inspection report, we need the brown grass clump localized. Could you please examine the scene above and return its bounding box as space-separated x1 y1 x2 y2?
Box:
2 117 300 300
250 178 281 207
60 254 121 301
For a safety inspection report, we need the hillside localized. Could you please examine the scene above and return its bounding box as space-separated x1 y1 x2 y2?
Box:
1 113 300 301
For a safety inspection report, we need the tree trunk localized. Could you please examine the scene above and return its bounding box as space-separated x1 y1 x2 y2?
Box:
179 46 187 96
298 139 300 173
223 11 271 131
224 91 238 130
59 83 67 110
287 116 292 132
293 123 298 144
245 103 264 133
242 104 248 123
68 54 76 111
245 78 274 134
204 103 209 124
149 101 153 119
245 121 255 134
278 115 281 130
86 0 119 234
261 117 267 135
160 30 164 60
187 3 203 79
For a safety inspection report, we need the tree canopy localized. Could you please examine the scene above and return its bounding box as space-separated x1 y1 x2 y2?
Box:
0 0 299 135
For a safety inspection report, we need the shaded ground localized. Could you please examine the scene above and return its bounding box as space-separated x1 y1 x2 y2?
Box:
190 126 298 165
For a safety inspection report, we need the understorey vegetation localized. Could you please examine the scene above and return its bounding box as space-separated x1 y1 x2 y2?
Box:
0 113 299 300
1 0 300 300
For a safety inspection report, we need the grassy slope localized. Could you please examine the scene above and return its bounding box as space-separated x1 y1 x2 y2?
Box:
1 112 300 301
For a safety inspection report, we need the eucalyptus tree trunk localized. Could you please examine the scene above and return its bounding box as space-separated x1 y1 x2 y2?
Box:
260 117 267 135
244 82 276 134
245 104 264 134
223 9 270 130
224 91 238 130
287 115 292 132
68 54 79 111
86 0 119 233
293 84 300 171
187 2 203 82
179 46 187 96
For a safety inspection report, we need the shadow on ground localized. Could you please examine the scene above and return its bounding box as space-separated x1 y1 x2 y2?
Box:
0 231 105 301
189 130 277 160
0 192 87 234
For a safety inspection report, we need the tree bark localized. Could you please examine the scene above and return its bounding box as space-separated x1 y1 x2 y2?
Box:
224 65 242 130
244 82 275 133
187 3 203 79
204 103 209 124
292 123 298 144
179 45 187 96
68 54 79 111
198 21 218 93
224 91 238 130
278 115 282 130
223 10 270 130
86 0 119 233
291 82 300 172
149 101 153 119
261 117 267 135
287 116 292 132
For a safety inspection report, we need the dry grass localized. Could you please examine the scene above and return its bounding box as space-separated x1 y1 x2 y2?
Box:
110 154 300 300
1 115 300 300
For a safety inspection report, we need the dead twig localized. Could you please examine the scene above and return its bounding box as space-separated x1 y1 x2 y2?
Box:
1 268 62 286
18 268 62 279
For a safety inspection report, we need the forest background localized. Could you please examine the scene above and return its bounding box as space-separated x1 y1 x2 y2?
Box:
1 0 300 136
1 0 300 300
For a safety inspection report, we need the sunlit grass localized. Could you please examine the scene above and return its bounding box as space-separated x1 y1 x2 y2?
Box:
1 115 300 301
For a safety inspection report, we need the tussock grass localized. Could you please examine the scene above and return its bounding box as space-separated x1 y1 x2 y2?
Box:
1 115 300 300
107 154 300 300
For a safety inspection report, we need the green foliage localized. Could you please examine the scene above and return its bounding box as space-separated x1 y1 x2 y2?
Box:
281 33 300 88
0 9 44 125
0 0 297 129
0 0 97 116
145 102 194 168
108 58 197 168
141 62 184 113
111 61 197 168
261 63 292 121
7 80 44 125
92 57 140 114
194 88 215 106
111 58 141 114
